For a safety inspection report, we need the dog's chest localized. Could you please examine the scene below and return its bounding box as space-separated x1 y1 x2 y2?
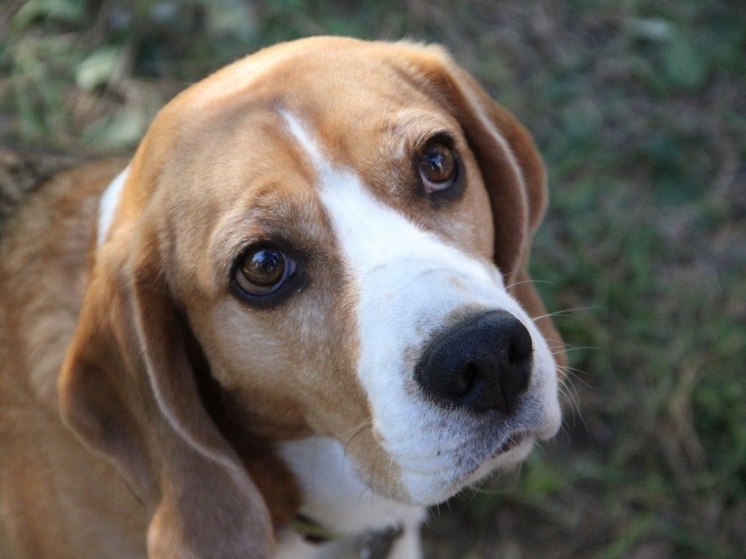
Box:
275 437 425 559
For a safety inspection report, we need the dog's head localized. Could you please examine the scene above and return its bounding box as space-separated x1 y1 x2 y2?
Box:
60 37 563 557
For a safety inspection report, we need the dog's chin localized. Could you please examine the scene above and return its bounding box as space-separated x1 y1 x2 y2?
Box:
393 433 538 507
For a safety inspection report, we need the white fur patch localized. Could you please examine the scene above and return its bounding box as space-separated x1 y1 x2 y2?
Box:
97 165 129 247
280 111 561 506
276 437 424 559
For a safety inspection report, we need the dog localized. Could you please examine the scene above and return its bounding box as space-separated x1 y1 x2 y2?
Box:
0 37 565 558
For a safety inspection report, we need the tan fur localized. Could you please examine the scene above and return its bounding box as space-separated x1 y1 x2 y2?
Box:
0 37 563 558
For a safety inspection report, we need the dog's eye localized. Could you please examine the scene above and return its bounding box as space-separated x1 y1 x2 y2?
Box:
418 140 459 193
233 245 297 299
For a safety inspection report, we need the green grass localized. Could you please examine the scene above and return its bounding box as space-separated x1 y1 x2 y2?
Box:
2 0 745 557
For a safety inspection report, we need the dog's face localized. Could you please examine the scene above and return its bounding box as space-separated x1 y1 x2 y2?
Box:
60 37 563 556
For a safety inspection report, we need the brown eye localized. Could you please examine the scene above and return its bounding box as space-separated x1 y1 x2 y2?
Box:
418 140 458 192
234 245 296 298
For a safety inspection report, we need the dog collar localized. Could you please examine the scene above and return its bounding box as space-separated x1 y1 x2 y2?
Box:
290 514 340 544
290 515 404 558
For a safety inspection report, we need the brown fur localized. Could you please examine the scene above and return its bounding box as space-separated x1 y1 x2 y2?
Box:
0 37 563 558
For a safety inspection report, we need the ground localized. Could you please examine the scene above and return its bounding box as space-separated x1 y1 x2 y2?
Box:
1 1 744 557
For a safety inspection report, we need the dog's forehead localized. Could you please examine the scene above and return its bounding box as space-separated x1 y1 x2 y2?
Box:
146 39 480 296
162 39 449 157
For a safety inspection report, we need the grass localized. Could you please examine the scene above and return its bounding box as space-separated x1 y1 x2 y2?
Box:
2 0 745 557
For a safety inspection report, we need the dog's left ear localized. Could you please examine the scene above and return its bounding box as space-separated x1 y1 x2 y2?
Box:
417 48 565 366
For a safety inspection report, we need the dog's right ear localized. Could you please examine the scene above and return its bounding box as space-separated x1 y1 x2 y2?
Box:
58 168 274 558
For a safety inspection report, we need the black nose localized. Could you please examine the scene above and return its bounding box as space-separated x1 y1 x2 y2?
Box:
414 310 533 413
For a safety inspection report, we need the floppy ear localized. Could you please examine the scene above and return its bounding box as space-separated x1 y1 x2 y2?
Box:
422 51 566 367
59 193 274 557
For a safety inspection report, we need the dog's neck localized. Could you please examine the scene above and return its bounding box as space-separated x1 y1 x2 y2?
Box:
276 437 424 558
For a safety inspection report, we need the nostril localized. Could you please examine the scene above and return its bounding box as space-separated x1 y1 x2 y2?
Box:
508 328 533 365
458 362 479 396
501 328 533 414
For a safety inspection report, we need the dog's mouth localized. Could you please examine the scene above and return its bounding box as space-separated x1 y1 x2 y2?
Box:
494 431 527 456
475 429 532 469
454 430 534 490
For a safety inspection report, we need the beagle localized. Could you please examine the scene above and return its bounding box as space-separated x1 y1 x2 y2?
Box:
0 37 565 558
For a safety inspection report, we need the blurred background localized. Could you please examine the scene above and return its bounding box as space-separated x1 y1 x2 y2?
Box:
1 0 744 557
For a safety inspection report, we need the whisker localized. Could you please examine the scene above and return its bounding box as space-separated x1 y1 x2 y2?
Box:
555 421 575 445
556 368 589 433
559 364 591 382
385 453 398 506
532 305 604 321
468 483 501 497
425 504 439 525
558 362 588 384
552 345 600 355
560 374 591 394
505 278 553 290
558 378 582 419
342 417 374 454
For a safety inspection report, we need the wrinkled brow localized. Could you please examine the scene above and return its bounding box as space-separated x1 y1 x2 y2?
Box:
204 184 327 295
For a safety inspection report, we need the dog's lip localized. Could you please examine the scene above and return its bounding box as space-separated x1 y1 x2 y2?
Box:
441 430 535 493
492 431 528 456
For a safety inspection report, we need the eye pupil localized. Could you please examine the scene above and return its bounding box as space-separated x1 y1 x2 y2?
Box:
234 244 297 300
426 151 448 178
244 248 285 286
418 141 457 191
